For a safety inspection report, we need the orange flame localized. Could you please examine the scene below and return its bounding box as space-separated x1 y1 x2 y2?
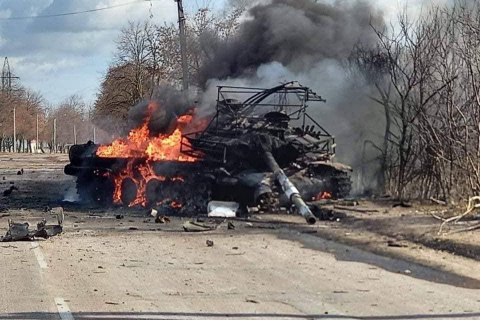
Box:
96 102 203 207
171 200 182 209
314 191 332 201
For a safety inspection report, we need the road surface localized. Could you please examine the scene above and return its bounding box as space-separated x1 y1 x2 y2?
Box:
0 221 479 320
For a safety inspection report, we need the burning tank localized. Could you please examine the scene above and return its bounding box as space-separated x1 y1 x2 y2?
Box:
65 81 352 223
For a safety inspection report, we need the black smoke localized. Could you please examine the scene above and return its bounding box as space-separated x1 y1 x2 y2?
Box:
199 0 384 86
127 85 193 136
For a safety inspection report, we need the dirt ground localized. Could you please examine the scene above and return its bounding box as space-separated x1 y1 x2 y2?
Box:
0 153 480 319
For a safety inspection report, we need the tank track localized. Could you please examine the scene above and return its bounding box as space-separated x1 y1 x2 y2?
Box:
328 170 352 199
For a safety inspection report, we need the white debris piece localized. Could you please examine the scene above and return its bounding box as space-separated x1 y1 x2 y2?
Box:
207 201 239 217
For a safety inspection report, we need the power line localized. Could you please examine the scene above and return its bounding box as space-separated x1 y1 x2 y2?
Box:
1 57 19 91
0 0 156 21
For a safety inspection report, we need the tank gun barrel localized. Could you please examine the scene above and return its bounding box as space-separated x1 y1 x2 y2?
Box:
264 151 316 224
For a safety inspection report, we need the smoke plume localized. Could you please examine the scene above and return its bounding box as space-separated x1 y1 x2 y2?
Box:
199 0 383 86
199 0 386 194
127 85 194 136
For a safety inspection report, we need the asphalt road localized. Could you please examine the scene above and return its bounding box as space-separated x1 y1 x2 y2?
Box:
0 224 479 320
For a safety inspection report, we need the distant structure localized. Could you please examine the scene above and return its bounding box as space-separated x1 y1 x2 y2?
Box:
1 57 19 92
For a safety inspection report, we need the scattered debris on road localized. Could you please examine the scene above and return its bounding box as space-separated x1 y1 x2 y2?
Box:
183 221 216 232
155 215 170 224
245 298 259 304
150 208 171 223
0 218 62 242
206 239 214 247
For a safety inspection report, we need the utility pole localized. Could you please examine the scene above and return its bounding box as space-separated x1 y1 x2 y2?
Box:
12 107 15 152
175 0 189 91
53 118 57 153
3 57 19 153
73 124 77 144
36 114 39 152
93 126 96 143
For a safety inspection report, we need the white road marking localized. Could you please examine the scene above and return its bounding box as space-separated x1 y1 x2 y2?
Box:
55 297 75 320
31 242 48 269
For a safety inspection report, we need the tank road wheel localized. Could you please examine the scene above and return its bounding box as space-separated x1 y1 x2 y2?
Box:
120 178 138 206
146 179 162 206
76 173 114 206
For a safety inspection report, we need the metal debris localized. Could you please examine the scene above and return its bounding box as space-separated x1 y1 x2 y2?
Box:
1 217 63 242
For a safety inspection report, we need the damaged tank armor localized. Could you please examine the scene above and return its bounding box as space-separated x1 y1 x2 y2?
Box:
65 82 352 223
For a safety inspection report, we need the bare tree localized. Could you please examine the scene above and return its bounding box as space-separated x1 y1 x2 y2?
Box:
92 6 244 136
352 0 480 202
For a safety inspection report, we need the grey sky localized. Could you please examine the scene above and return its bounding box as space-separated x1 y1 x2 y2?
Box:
0 0 435 107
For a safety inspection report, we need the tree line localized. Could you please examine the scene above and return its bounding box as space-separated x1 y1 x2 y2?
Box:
351 0 480 201
0 86 94 153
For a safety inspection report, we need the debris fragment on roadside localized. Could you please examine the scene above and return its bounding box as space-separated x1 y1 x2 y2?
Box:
0 210 63 242
183 221 216 232
207 201 239 218
150 208 171 223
